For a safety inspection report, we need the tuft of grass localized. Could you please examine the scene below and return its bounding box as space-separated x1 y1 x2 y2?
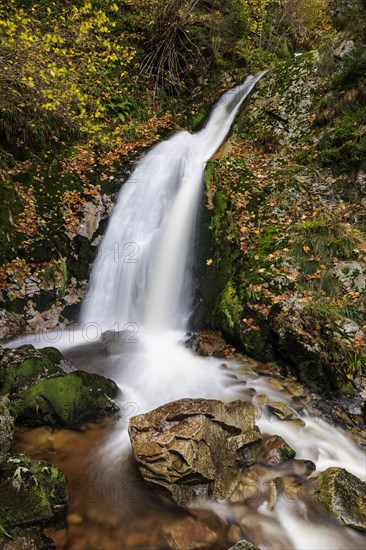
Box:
292 219 359 262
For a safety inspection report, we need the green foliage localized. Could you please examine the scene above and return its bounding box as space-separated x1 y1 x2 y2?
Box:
219 281 242 330
245 0 334 52
0 524 13 539
342 349 366 381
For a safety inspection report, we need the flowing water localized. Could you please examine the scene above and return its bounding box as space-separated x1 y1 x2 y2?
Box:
9 73 366 549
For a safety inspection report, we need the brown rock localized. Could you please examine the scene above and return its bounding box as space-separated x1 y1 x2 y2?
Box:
129 398 262 505
258 435 296 465
187 331 229 357
228 541 261 550
286 381 307 398
267 401 294 421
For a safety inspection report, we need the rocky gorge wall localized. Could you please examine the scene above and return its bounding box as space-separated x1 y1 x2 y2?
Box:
197 38 366 398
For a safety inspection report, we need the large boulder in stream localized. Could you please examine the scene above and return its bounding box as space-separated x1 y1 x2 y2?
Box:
0 344 119 427
312 467 366 532
129 398 262 505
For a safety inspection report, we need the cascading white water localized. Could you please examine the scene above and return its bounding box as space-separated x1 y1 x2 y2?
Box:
81 72 266 331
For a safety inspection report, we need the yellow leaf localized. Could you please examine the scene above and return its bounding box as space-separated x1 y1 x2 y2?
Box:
303 245 311 253
206 259 213 266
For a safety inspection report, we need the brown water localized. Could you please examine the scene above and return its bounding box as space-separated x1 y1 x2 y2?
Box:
14 420 234 549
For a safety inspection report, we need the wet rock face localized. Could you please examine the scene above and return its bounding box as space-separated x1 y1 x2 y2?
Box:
313 467 366 532
0 397 14 462
129 398 262 505
0 454 67 528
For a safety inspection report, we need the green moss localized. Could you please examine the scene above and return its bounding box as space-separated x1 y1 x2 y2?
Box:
38 347 64 366
0 355 62 397
282 442 296 460
28 460 67 507
218 281 243 331
0 454 67 528
12 370 119 427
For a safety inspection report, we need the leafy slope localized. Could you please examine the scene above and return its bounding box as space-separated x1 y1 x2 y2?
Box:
200 34 366 396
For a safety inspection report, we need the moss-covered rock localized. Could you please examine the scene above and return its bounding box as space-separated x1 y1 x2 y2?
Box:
197 38 366 400
0 351 62 398
1 344 119 427
312 467 366 531
12 370 119 427
0 454 67 528
0 397 14 462
37 347 64 366
236 51 322 147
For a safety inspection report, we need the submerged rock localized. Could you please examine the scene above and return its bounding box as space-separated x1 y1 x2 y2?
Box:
0 397 14 462
162 515 220 550
0 454 67 528
12 370 119 427
129 398 262 505
258 434 296 465
312 467 366 532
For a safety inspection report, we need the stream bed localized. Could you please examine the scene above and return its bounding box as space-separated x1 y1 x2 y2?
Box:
13 329 366 550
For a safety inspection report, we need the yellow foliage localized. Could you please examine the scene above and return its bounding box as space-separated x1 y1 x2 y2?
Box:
0 0 140 146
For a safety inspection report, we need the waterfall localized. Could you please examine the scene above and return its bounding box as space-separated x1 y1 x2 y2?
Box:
81 72 266 332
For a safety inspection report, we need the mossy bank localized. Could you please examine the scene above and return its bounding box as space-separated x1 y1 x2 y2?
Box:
198 28 366 397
